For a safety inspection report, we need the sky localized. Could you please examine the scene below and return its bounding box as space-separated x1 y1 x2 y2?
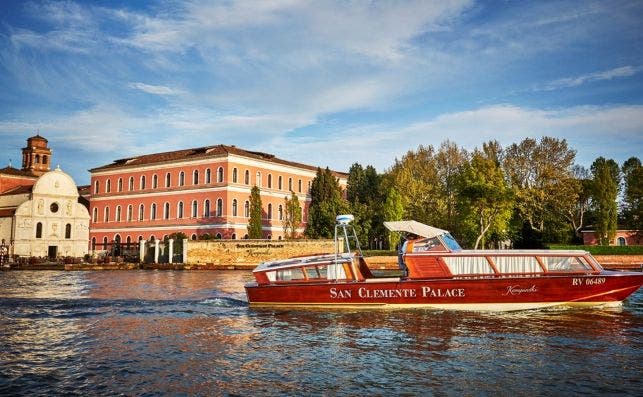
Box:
0 0 642 185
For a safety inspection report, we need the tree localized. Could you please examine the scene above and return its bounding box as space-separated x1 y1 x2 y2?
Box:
283 191 302 239
247 185 263 239
621 157 642 233
382 187 404 250
305 167 348 238
559 165 592 242
457 143 513 249
590 157 620 245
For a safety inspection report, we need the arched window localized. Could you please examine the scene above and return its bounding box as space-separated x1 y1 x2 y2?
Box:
278 176 283 190
165 172 171 187
140 175 146 190
216 198 223 217
205 168 211 184
244 170 250 185
298 179 302 193
217 167 224 183
36 222 43 238
42 155 47 165
164 202 170 219
103 236 108 250
150 203 157 220
193 170 199 185
118 178 123 192
268 174 272 188
179 171 185 186
127 205 133 221
288 178 293 191
92 207 98 223
231 233 236 240
35 154 40 164
94 180 99 194
129 177 134 191
138 204 144 221
191 234 197 241
152 174 158 189
116 205 122 222
126 236 132 245
278 204 283 221
106 179 111 193
216 233 222 239
191 200 198 217
204 199 210 218
104 206 110 222
91 237 96 251
232 168 238 183
617 236 627 246
244 201 250 217
232 199 238 216
267 203 272 219
177 202 184 219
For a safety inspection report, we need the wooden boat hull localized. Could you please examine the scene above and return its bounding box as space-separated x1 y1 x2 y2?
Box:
245 271 643 311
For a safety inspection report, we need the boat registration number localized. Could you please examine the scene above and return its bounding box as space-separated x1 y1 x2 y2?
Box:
572 277 606 286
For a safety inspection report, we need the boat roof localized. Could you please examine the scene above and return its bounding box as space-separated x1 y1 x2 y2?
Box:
384 220 449 239
253 253 354 273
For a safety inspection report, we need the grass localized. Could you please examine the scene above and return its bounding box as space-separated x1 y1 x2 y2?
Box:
546 245 643 255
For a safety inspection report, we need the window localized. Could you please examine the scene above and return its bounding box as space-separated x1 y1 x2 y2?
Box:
129 177 134 191
177 202 184 219
193 170 199 185
116 206 122 222
617 237 627 246
232 233 236 240
103 237 108 250
104 207 110 222
244 201 250 217
150 203 157 220
191 200 198 217
244 170 250 185
138 204 144 221
491 256 542 274
267 203 272 219
165 173 171 187
216 198 223 217
216 233 222 239
278 176 283 190
118 178 123 192
106 179 111 193
217 167 224 183
91 237 96 251
152 174 158 189
541 256 591 272
35 154 40 164
443 257 494 275
268 174 272 188
298 179 302 193
92 207 98 223
278 205 283 221
164 202 170 219
179 171 185 186
288 178 293 191
127 205 133 221
126 236 132 245
232 168 238 183
205 169 211 184
140 175 146 190
204 200 210 218
42 155 47 165
191 234 197 241
94 180 99 194
65 224 72 239
36 222 42 238
232 199 238 216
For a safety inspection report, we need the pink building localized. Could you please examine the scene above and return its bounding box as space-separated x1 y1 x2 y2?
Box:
581 230 641 246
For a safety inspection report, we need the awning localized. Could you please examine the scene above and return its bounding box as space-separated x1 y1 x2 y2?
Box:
383 220 449 239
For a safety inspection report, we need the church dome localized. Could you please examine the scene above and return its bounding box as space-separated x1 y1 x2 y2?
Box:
31 167 79 198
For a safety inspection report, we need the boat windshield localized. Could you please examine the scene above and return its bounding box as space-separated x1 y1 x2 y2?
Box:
441 233 462 251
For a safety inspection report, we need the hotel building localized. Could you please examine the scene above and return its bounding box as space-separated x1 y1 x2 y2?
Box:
88 145 347 249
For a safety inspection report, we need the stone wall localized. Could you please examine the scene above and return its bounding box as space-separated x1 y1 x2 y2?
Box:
186 239 339 266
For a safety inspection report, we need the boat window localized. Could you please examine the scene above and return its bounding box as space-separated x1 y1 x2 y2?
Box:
443 257 494 275
411 237 446 252
440 233 462 251
327 262 347 279
305 266 326 279
492 256 542 274
541 256 591 272
275 268 305 281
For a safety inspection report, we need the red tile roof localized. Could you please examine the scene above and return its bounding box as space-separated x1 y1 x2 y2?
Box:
90 144 348 177
0 166 38 178
0 185 32 196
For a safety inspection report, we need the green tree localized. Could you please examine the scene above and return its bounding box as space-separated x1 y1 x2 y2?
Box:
621 157 642 233
305 167 348 238
247 185 263 239
382 187 404 250
457 143 513 249
590 157 620 245
283 191 302 239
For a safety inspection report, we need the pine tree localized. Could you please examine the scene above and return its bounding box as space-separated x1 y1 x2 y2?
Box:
305 167 347 238
247 186 263 239
590 157 620 245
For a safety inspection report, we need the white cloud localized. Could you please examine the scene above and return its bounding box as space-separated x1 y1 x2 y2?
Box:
538 66 643 91
128 82 178 96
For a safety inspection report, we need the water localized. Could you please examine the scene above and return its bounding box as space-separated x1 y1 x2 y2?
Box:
1 271 641 396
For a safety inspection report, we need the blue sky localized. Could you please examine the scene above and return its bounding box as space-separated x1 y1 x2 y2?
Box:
1 0 642 185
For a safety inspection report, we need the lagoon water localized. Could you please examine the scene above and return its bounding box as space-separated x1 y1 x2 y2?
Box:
1 270 641 396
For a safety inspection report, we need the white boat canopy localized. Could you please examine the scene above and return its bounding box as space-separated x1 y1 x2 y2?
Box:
383 220 449 239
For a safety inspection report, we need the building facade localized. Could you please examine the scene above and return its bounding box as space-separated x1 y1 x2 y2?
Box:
581 230 641 246
88 145 347 250
0 136 90 258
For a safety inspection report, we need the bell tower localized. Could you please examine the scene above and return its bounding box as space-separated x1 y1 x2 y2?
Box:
21 135 52 176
